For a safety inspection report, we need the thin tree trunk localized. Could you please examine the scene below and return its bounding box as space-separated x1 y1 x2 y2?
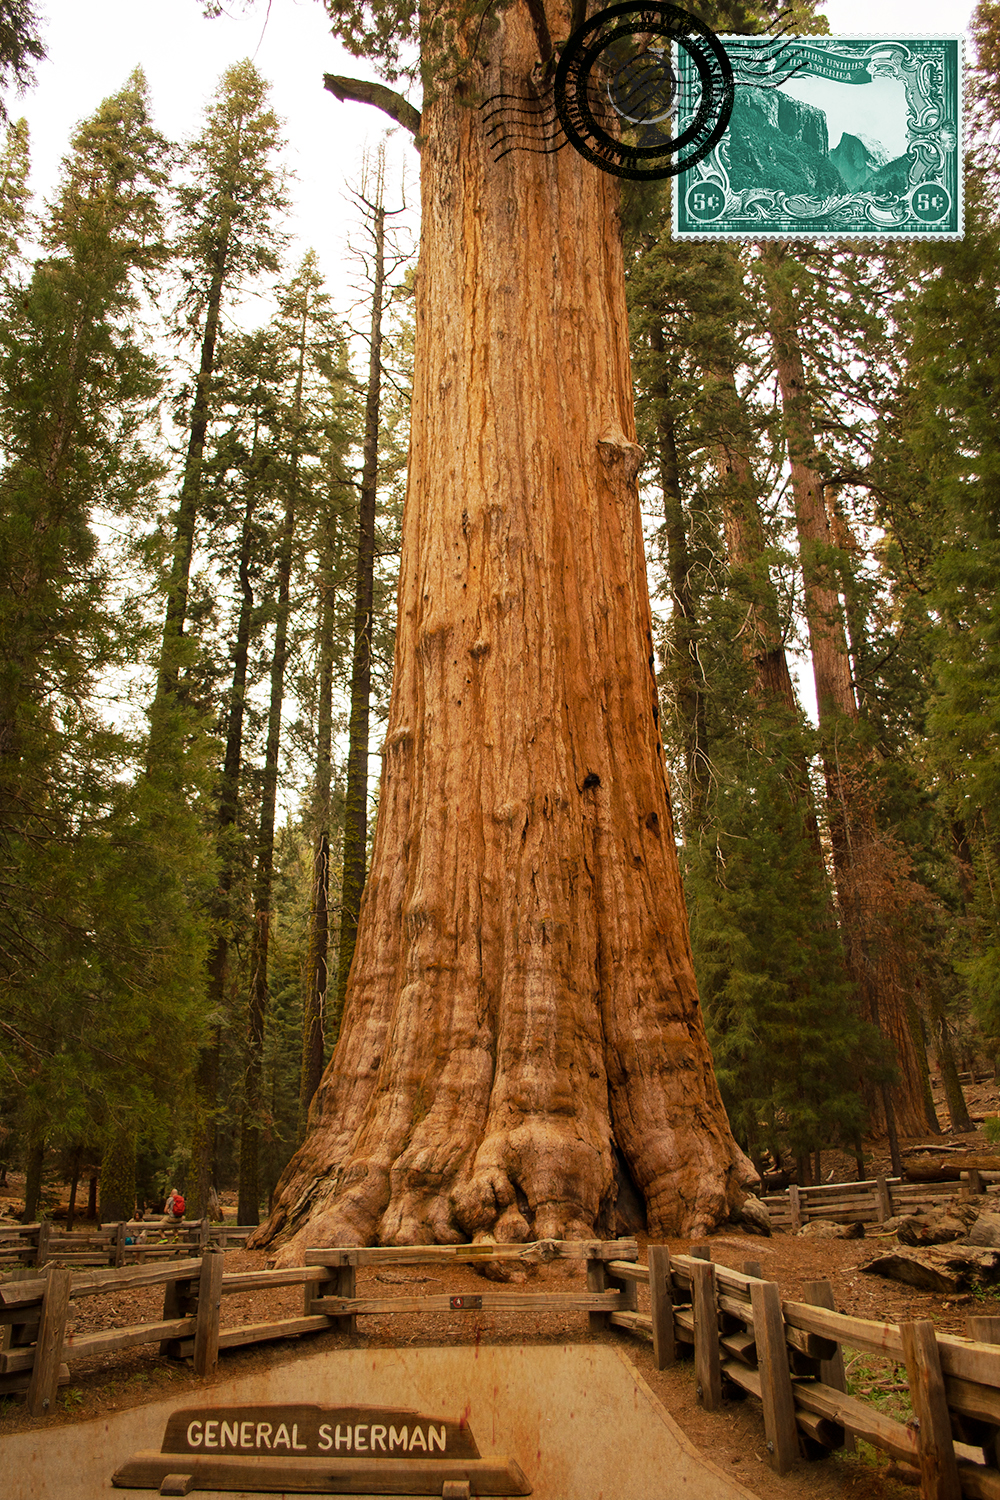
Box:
236 305 307 1225
710 357 821 844
928 988 972 1132
251 0 754 1258
190 479 258 1217
153 217 232 710
333 198 386 1032
299 569 335 1139
237 519 293 1224
23 1135 44 1223
761 243 930 1140
650 326 708 835
827 487 944 1137
66 1146 82 1232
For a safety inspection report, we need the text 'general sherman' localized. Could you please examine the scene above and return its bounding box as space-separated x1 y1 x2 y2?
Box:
161 1404 482 1460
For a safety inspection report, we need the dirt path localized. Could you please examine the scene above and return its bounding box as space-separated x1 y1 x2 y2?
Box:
3 1075 998 1497
3 1225 994 1500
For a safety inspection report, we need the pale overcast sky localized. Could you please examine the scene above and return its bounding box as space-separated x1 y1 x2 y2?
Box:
12 0 978 740
14 0 417 317
10 0 976 313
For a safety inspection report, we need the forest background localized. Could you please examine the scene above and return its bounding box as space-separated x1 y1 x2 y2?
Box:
0 0 997 1230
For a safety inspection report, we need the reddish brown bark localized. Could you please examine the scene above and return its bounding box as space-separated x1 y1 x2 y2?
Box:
652 328 709 834
709 359 825 864
711 366 800 717
252 1 753 1259
760 244 930 1140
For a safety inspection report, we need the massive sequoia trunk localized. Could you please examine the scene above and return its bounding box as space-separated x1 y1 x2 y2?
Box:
252 0 753 1258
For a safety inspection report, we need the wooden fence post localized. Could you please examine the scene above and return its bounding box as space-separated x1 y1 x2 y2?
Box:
742 1261 763 1279
647 1245 674 1370
691 1259 722 1411
964 1316 1000 1462
962 1170 985 1198
901 1320 961 1500
113 1221 127 1269
749 1278 799 1474
198 1217 210 1253
35 1220 51 1269
802 1279 854 1453
587 1254 608 1333
605 1264 638 1314
161 1266 200 1356
193 1248 224 1378
788 1185 802 1233
311 1256 357 1335
26 1266 73 1417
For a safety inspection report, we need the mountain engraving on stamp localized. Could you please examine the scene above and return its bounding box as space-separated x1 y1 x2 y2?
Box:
673 37 963 240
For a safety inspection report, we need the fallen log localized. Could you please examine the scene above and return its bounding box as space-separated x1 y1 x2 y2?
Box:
902 1155 1000 1183
862 1247 1000 1294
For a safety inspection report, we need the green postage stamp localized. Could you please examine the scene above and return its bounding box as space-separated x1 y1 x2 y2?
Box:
672 37 963 240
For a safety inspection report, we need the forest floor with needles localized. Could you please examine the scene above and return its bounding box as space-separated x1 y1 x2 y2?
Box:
2 1074 999 1500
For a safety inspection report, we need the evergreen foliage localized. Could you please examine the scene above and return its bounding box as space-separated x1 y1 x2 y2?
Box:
893 173 1000 1045
4 0 1000 1217
0 0 44 122
0 71 211 1202
625 196 877 1170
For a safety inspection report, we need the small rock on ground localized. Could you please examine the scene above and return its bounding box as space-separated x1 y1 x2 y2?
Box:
799 1219 864 1239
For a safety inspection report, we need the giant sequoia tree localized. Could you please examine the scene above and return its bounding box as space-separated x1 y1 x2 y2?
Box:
251 0 754 1258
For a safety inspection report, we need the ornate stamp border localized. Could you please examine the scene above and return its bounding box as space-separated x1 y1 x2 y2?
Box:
671 36 964 241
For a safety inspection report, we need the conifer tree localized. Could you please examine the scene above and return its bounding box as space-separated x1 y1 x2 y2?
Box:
0 0 44 123
0 71 209 1213
298 358 359 1135
153 59 287 718
187 325 286 1216
238 254 348 1223
333 149 410 1031
756 245 936 1152
0 114 29 273
625 211 874 1182
893 170 1000 1059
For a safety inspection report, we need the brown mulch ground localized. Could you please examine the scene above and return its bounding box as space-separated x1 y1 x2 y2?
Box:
2 1073 998 1500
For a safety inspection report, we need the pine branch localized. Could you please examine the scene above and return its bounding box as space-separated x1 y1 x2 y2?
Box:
323 76 421 140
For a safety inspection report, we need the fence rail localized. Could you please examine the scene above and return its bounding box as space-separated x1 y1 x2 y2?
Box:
0 1239 640 1416
644 1246 1000 1500
0 1219 255 1270
5 1235 1000 1499
761 1174 999 1231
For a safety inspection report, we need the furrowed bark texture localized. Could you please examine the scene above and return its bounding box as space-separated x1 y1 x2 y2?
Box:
652 329 709 835
761 245 929 1140
254 1 753 1258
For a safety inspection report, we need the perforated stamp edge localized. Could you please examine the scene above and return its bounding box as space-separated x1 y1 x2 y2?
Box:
670 35 964 243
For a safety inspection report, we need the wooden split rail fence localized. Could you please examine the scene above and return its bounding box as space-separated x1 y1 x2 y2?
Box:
7 1235 1000 1500
762 1175 999 1232
0 1239 637 1420
0 1219 254 1270
642 1245 1000 1500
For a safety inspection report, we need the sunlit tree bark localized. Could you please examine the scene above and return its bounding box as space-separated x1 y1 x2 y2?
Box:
252 0 753 1257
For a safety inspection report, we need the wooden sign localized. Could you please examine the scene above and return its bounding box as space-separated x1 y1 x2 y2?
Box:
111 1402 531 1494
